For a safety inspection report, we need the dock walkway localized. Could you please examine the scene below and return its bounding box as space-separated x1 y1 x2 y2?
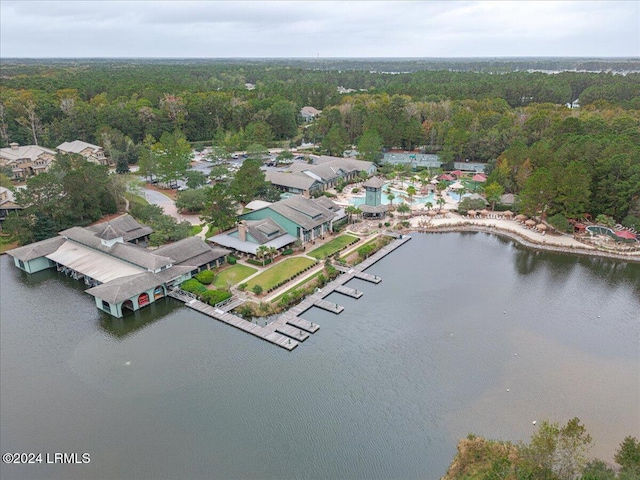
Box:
171 235 411 349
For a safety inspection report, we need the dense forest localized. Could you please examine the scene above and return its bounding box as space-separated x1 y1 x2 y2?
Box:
1 59 639 229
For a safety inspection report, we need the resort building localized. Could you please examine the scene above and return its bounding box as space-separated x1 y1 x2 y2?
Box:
56 140 110 166
7 219 229 318
208 195 346 256
359 176 388 218
266 156 376 197
0 143 57 179
0 186 22 225
85 214 153 244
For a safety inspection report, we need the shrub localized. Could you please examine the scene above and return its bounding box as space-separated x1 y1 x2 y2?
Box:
322 191 336 198
384 222 391 227
200 290 231 306
227 255 237 264
238 283 247 291
548 213 570 233
352 187 360 194
194 270 215 284
247 257 272 266
402 221 411 228
622 215 640 231
181 279 207 295
252 284 263 295
281 248 294 256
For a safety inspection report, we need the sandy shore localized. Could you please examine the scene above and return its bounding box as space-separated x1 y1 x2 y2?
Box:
407 213 640 263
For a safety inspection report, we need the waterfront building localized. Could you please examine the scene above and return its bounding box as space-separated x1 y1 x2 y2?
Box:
0 186 22 224
208 195 346 256
7 219 229 318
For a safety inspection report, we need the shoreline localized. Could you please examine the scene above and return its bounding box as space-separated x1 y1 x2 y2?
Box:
410 221 640 263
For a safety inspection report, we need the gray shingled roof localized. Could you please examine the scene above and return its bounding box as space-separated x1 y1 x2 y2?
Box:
363 176 386 189
6 236 67 261
154 237 229 266
267 195 336 230
56 140 102 154
245 218 287 245
98 223 127 241
360 204 389 214
265 170 319 191
60 227 173 271
85 272 164 304
86 214 153 242
313 196 341 212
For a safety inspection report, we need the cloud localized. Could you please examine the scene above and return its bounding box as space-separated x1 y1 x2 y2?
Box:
1 1 638 57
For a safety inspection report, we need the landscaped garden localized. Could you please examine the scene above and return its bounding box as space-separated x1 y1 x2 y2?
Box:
213 264 257 289
245 257 317 293
307 234 360 259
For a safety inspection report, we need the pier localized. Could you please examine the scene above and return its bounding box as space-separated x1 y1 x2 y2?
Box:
171 234 411 349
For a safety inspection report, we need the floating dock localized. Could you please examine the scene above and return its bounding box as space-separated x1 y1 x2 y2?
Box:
171 234 411 350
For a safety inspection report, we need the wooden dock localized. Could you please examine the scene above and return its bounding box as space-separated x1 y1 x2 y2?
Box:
334 285 363 298
185 299 299 351
313 298 344 314
275 324 310 342
170 234 411 350
282 314 320 333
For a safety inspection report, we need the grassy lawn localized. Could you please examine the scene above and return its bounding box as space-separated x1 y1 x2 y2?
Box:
307 234 359 259
246 257 316 292
0 234 19 254
190 224 203 236
213 264 257 289
124 192 149 209
270 271 323 303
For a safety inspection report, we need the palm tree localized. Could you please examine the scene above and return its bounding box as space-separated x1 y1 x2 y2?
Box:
256 245 268 266
353 206 362 222
437 197 446 211
425 201 433 211
345 205 358 223
397 203 411 218
387 192 395 209
406 185 417 205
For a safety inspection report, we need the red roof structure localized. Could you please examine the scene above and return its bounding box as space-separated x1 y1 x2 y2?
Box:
450 170 463 177
439 174 454 181
472 174 486 182
615 230 637 240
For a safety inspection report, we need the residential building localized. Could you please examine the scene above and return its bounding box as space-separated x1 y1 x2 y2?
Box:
56 140 110 165
0 186 22 224
85 214 153 244
300 106 322 122
0 143 57 179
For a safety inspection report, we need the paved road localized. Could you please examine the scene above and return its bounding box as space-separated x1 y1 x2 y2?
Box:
143 188 200 226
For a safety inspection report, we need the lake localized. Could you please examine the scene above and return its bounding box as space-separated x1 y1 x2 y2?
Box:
1 232 638 479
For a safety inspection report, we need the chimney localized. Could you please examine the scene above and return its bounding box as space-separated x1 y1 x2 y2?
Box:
238 221 247 242
9 142 19 150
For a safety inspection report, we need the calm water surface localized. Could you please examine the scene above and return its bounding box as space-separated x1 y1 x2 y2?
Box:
1 233 639 480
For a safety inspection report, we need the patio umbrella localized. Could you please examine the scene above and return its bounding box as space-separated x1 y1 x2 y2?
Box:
515 214 527 221
503 210 513 217
450 181 464 190
467 210 477 217
536 224 548 231
472 173 486 183
525 219 536 227
480 209 489 217
427 210 437 216
615 230 637 240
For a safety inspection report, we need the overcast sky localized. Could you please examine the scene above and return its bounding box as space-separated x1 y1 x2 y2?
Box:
1 1 638 58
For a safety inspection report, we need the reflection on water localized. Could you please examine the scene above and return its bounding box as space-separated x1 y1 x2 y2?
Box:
1 234 639 480
99 298 180 338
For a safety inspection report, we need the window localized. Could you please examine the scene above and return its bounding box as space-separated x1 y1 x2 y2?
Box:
102 301 111 313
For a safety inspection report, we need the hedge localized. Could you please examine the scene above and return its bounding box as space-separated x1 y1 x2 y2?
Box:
227 255 237 264
200 290 232 306
194 270 215 284
181 279 208 295
247 257 273 266
281 248 294 256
